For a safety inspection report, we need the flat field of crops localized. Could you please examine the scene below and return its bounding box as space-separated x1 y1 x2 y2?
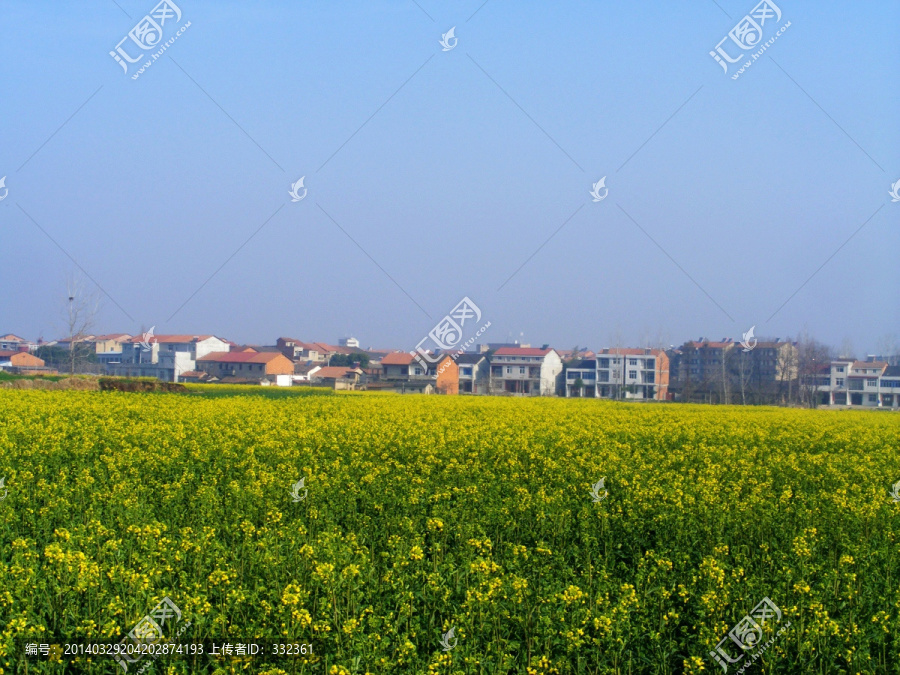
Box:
0 388 898 674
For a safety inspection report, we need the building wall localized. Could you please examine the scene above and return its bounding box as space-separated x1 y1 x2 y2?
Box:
264 355 296 375
436 357 459 394
10 352 45 368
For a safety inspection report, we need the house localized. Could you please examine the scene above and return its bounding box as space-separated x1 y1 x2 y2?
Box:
338 337 360 348
880 366 900 408
293 363 322 381
558 348 596 362
363 350 392 366
567 349 669 400
456 353 489 394
310 366 364 390
0 350 46 372
91 334 132 365
674 339 736 402
277 337 324 362
479 342 530 353
381 352 428 380
93 334 132 354
564 359 598 397
0 334 34 352
430 355 458 395
277 337 356 363
109 334 231 382
56 334 96 351
489 347 562 396
824 360 897 408
366 380 435 394
196 351 295 381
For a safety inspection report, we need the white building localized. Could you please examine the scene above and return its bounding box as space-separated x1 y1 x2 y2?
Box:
565 349 670 400
825 359 899 408
108 334 230 382
338 337 360 348
489 347 562 395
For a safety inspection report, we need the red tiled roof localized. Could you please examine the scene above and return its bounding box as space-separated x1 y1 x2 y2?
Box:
600 348 664 356
0 334 26 342
685 341 733 349
197 351 286 364
382 352 415 365
93 333 132 341
494 347 553 356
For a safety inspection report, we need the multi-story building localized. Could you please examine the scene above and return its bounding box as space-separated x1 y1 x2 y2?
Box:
676 339 735 397
566 349 669 400
0 334 35 352
825 359 898 408
109 334 230 382
456 353 490 394
489 347 562 395
338 337 360 348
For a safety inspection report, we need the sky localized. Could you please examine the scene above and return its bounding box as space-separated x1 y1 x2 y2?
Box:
1 0 898 356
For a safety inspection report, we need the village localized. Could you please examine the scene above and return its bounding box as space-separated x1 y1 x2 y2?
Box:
1 331 897 409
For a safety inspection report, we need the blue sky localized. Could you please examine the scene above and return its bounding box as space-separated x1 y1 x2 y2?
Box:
1 0 897 354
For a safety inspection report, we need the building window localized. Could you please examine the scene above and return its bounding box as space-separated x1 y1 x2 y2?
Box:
836 378 844 387
461 367 472 376
629 370 637 379
414 367 423 375
519 367 525 374
506 367 511 374
645 372 655 383
837 366 844 372
867 379 877 387
868 394 877 402
646 358 655 369
629 358 638 366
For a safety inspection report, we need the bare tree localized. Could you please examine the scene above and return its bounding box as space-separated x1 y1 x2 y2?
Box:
797 332 833 408
63 274 101 374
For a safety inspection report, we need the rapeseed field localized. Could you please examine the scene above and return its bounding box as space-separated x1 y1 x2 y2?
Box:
0 389 898 674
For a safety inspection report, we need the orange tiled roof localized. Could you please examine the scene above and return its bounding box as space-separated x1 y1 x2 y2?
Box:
382 352 415 365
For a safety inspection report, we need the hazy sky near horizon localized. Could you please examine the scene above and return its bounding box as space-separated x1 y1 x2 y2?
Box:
1 0 897 354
